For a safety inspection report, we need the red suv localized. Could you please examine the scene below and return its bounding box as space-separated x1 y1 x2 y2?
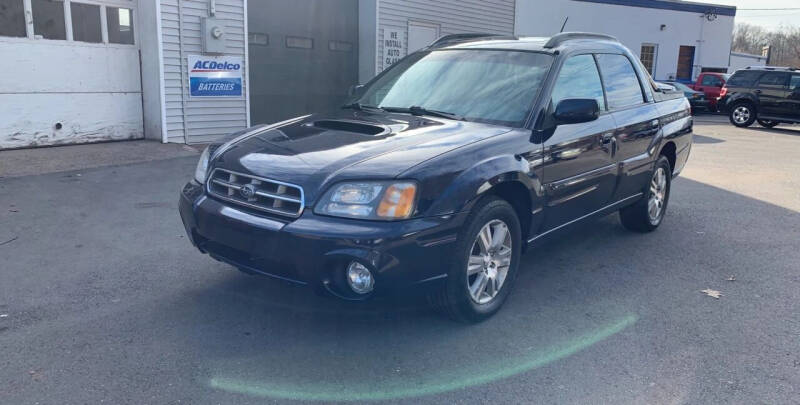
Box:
692 72 729 111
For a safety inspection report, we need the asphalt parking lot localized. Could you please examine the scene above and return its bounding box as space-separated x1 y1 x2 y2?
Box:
1 116 799 404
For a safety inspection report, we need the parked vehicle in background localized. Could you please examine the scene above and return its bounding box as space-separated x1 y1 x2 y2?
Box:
719 66 800 128
179 32 693 322
691 72 729 111
661 81 710 114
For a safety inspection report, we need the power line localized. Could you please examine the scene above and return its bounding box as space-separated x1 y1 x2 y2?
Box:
737 8 800 11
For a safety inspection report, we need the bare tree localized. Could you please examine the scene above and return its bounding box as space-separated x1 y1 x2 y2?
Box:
732 23 800 67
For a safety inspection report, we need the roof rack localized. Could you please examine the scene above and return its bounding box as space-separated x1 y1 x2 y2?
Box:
543 32 618 49
429 33 502 48
745 66 798 71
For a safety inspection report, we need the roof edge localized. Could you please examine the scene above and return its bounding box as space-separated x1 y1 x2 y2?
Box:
572 0 736 17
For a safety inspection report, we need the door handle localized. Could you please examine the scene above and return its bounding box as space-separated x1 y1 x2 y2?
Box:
754 89 762 94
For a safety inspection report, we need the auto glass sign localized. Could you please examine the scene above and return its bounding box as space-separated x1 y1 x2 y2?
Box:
382 30 405 71
188 55 243 97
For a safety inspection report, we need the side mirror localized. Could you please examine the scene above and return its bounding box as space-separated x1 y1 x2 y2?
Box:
554 98 600 125
347 84 365 97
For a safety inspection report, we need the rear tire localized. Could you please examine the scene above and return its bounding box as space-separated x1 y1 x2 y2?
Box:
757 119 779 128
428 196 521 323
619 156 672 233
729 102 756 127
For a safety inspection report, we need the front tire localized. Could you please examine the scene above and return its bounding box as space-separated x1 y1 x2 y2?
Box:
757 119 779 128
619 156 672 233
429 196 521 323
729 102 756 127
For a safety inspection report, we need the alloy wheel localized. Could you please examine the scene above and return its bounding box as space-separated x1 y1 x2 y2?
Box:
732 106 751 124
467 219 512 304
648 167 667 224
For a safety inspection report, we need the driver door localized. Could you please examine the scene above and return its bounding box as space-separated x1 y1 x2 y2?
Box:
541 54 618 231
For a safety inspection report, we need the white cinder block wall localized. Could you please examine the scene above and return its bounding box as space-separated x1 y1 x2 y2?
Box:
514 0 735 81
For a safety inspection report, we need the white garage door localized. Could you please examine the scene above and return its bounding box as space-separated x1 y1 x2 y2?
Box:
0 0 142 149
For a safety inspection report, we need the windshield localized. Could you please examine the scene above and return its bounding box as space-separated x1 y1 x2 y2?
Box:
354 50 553 127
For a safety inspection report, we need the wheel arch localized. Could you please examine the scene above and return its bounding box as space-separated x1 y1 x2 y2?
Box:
658 141 677 173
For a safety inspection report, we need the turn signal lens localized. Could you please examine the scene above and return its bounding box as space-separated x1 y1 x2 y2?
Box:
376 183 417 219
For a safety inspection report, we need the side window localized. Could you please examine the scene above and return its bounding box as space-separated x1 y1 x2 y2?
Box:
757 72 789 88
551 54 606 111
791 74 800 91
701 75 722 87
595 54 645 109
0 0 27 37
727 71 761 87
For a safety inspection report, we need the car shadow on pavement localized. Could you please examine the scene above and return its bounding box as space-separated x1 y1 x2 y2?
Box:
152 177 800 403
746 126 800 136
692 134 725 144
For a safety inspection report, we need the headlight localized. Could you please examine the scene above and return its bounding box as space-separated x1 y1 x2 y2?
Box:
194 146 211 184
314 181 417 220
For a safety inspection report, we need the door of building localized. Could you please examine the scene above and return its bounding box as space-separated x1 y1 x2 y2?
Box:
0 1 142 149
247 0 359 126
676 46 695 81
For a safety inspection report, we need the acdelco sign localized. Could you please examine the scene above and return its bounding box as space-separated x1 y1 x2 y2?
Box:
191 60 241 72
187 55 243 97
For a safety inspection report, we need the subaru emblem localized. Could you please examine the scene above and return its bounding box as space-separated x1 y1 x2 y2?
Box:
240 183 257 199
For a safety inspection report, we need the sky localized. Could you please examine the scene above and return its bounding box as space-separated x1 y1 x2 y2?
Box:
706 0 800 30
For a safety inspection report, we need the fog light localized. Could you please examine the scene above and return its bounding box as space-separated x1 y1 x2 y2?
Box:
346 262 374 294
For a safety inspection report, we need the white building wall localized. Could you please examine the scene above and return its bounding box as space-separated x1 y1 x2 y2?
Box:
160 0 249 144
514 0 735 81
729 52 767 74
373 0 516 74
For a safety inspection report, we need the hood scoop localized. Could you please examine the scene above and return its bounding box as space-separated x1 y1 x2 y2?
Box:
308 119 389 136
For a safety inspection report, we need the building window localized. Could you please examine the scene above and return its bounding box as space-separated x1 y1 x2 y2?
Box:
328 40 352 52
107 7 134 44
248 32 268 46
71 2 102 43
32 0 66 40
0 0 27 37
639 44 657 76
286 36 313 49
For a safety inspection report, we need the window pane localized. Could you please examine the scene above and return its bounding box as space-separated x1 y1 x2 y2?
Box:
639 45 656 76
71 2 101 43
32 0 66 40
791 74 800 90
757 72 788 87
286 36 313 49
107 6 134 44
596 54 645 109
727 70 760 87
0 0 26 37
701 75 722 87
551 54 605 111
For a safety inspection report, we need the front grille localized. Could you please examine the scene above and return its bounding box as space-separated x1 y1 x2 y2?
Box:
207 168 305 218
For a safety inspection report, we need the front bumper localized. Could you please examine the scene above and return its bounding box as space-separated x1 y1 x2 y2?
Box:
179 181 464 298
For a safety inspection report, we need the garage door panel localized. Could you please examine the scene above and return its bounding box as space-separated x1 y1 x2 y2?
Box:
247 0 358 125
0 93 143 149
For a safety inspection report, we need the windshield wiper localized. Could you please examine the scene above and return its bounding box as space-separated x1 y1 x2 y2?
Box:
341 102 384 112
383 106 465 121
